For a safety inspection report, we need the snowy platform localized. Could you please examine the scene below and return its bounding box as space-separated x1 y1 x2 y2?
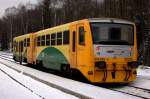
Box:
0 64 78 99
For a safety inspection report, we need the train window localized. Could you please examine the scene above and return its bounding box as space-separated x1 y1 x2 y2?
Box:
57 32 62 45
79 26 85 45
73 31 76 52
51 33 56 39
63 30 69 44
57 32 62 38
27 38 30 47
37 36 41 46
24 39 27 47
41 35 45 46
51 33 56 45
46 34 50 46
20 41 23 52
16 42 18 52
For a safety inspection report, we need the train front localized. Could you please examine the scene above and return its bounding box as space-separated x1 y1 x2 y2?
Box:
90 19 138 83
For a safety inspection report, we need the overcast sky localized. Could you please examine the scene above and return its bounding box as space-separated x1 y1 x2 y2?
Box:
0 0 38 17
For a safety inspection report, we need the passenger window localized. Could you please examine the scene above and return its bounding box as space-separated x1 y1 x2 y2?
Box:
24 39 27 47
63 30 69 44
41 35 45 46
73 31 76 52
37 36 41 46
21 41 23 52
27 38 30 47
46 34 50 46
79 27 85 45
57 32 62 45
51 33 56 46
16 42 18 52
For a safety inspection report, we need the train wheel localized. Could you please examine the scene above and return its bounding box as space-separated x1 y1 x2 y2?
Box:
13 56 16 61
19 56 22 64
61 64 70 76
36 61 43 69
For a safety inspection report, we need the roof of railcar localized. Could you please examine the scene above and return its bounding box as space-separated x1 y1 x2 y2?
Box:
89 18 134 24
13 33 32 40
35 19 88 35
35 18 134 34
14 18 134 38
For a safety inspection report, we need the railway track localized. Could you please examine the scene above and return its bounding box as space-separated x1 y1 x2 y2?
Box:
0 53 28 65
110 85 150 99
0 52 150 99
0 54 18 63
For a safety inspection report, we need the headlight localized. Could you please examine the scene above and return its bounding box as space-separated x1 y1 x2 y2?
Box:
95 61 106 69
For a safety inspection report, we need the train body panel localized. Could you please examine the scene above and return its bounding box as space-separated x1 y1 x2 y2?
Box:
36 46 70 70
13 33 32 63
13 18 138 83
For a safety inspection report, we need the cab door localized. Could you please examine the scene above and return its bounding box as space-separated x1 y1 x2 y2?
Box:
70 23 87 69
76 23 87 67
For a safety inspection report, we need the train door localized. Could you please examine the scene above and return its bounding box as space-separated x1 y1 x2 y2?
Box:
76 23 87 68
28 34 35 64
28 35 32 63
19 41 23 64
32 34 36 64
70 23 87 68
70 25 77 68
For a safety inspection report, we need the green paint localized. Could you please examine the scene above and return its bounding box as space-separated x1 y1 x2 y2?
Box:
37 47 68 70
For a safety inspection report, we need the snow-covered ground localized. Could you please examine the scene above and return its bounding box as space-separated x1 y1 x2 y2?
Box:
0 68 41 99
130 66 150 90
0 64 78 99
137 66 150 77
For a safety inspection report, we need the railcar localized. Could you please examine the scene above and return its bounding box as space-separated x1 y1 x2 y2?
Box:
13 18 138 83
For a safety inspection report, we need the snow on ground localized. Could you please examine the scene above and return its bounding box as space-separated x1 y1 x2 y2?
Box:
129 65 150 90
0 54 140 99
0 69 41 99
0 64 78 99
137 66 150 77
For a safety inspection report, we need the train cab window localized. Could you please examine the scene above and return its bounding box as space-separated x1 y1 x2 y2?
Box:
24 39 27 47
46 34 50 46
57 32 62 45
27 38 30 47
79 26 85 45
37 36 41 46
63 30 69 44
41 35 45 46
51 33 56 46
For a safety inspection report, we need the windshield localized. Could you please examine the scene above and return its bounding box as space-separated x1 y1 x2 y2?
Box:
90 23 134 45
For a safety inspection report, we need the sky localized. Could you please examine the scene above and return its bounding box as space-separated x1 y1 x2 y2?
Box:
0 0 38 17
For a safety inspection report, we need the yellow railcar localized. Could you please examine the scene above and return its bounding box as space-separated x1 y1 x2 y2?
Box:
13 18 138 83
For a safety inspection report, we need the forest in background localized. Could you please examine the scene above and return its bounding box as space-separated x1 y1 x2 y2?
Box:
0 0 150 65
